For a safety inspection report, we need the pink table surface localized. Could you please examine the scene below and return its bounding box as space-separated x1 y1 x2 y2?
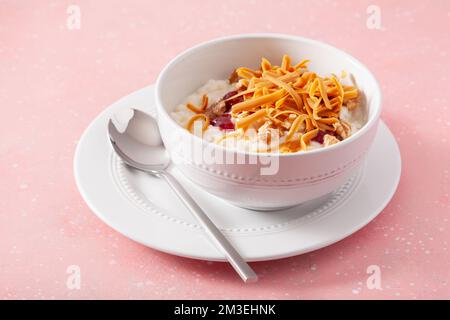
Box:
1 0 449 300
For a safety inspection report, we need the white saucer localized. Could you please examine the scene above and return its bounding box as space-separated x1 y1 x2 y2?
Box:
74 86 401 262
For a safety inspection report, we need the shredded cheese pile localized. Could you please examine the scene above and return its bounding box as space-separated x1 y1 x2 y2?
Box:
185 55 360 153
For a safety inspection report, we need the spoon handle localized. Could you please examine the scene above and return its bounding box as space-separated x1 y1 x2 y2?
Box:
158 171 258 283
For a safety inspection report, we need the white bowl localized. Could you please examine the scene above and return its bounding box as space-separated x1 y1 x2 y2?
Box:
155 34 381 210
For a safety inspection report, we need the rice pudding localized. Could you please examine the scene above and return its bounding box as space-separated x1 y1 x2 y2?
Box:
171 55 367 153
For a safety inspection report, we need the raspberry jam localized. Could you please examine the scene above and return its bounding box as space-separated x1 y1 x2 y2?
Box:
211 114 234 130
223 90 243 112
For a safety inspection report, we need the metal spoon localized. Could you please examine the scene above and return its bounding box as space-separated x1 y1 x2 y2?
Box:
107 109 258 283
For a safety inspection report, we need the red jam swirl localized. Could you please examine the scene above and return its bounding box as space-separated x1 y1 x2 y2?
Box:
211 114 234 130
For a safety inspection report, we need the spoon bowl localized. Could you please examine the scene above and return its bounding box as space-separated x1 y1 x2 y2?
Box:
108 109 170 172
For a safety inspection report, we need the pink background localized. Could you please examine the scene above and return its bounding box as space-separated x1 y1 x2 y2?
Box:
1 0 449 300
